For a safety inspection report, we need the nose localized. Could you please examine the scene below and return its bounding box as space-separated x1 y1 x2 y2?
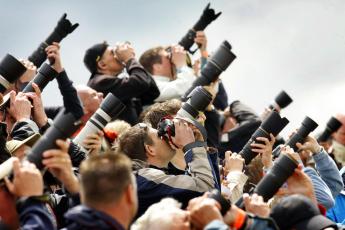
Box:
98 92 103 99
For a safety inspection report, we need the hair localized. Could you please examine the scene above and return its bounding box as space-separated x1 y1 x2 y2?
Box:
117 125 154 161
143 99 182 129
131 198 182 230
139 46 164 74
79 152 133 206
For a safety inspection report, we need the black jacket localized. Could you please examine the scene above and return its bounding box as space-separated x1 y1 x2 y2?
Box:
87 59 160 125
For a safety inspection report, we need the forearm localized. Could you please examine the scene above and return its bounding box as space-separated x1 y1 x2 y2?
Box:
313 149 344 198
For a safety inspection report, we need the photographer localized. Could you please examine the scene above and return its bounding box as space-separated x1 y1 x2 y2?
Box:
118 120 216 218
84 41 159 125
331 114 345 168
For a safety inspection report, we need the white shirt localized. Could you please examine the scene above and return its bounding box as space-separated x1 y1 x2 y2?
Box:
153 66 196 102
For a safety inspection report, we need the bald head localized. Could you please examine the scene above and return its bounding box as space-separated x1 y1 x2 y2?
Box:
76 85 103 114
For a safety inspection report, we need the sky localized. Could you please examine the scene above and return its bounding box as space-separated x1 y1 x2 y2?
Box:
0 0 344 137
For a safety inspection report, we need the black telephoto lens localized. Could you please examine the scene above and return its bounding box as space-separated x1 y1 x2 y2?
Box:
269 90 293 111
28 13 79 67
317 116 342 143
254 153 298 201
0 54 26 93
22 63 58 93
179 3 221 52
240 111 289 165
286 116 318 151
26 109 82 170
207 189 231 216
183 40 236 99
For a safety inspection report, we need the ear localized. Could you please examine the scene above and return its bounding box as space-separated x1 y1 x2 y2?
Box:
144 144 156 157
125 184 136 205
152 63 161 75
97 60 107 72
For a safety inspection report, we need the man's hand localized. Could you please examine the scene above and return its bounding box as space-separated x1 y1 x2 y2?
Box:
8 91 32 122
187 195 223 229
170 45 187 68
251 133 275 168
4 158 43 197
114 42 135 64
45 42 63 73
195 31 207 52
296 135 321 155
171 119 195 149
224 151 244 173
83 131 103 156
25 83 48 128
243 193 270 218
19 59 37 83
42 139 80 194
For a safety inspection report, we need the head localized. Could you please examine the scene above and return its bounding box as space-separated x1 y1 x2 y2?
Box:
143 99 182 129
104 120 131 147
84 41 124 76
333 114 345 145
76 85 103 115
139 46 173 79
79 152 138 223
270 194 337 230
131 198 190 230
118 123 176 168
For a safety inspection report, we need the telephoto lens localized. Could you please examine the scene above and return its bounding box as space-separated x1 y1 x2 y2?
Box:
317 116 342 143
183 40 236 99
73 93 125 152
27 109 82 170
240 111 289 165
254 153 298 201
269 90 293 111
235 153 299 208
0 54 26 93
272 116 318 158
179 3 221 53
207 189 231 216
28 13 79 67
22 63 58 93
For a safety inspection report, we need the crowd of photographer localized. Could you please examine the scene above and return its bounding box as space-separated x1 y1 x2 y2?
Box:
0 4 344 230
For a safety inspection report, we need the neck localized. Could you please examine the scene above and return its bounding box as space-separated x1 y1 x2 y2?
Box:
170 149 186 170
147 157 169 168
88 202 131 229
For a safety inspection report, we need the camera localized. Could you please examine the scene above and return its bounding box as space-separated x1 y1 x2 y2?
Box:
28 13 79 67
254 153 298 201
235 153 298 208
27 108 82 170
0 54 26 93
158 86 211 140
273 116 318 157
269 90 293 111
317 116 342 143
179 3 221 53
73 93 125 152
22 63 59 93
208 189 231 216
239 111 289 165
183 40 236 99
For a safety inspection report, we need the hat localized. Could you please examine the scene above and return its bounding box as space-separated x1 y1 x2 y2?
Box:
270 194 337 230
6 133 40 155
83 42 108 74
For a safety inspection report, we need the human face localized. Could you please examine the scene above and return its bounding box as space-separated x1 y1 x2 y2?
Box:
78 88 103 114
155 50 173 79
99 47 124 75
147 127 176 164
334 125 345 145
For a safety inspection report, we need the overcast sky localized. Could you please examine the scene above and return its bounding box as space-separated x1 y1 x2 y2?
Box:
0 0 344 137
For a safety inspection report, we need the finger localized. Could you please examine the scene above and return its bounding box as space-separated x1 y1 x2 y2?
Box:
243 193 251 209
256 137 269 145
43 149 64 159
9 90 16 104
31 83 42 97
269 134 275 144
56 139 69 152
250 143 266 149
251 148 264 153
4 177 15 193
12 158 21 176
